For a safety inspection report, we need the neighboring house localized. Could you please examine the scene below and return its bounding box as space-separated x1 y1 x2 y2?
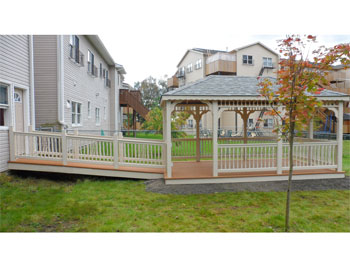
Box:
0 35 35 172
33 35 126 134
167 42 279 134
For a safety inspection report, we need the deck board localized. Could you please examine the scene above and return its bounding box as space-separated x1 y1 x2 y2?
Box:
167 161 342 180
8 159 343 182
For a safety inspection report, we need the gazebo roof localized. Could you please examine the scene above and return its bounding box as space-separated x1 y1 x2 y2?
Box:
161 75 349 101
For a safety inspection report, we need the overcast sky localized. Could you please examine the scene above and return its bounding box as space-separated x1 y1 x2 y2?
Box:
2 0 350 85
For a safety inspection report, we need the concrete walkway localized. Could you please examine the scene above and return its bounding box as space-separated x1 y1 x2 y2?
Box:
144 177 350 195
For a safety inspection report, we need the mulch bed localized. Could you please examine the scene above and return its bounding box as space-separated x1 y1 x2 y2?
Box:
144 177 350 195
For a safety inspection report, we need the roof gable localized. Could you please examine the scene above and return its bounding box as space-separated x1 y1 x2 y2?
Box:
232 42 279 56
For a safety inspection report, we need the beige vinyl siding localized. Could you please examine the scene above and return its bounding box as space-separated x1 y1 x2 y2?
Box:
0 130 9 172
0 35 30 86
178 51 205 86
33 35 58 127
63 35 112 132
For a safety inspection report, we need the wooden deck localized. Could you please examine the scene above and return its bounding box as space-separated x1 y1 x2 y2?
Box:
8 159 164 180
8 158 345 185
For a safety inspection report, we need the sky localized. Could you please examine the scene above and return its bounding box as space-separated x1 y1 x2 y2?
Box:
2 0 350 85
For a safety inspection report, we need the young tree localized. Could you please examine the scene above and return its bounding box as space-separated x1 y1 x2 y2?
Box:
142 107 190 138
259 35 350 232
134 76 168 109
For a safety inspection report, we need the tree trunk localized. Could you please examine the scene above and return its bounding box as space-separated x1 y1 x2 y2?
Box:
285 121 295 232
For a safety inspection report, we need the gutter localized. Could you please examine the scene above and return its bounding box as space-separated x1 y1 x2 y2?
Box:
57 35 65 127
29 35 36 129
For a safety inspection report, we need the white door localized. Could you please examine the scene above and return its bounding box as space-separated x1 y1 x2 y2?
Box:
14 89 25 155
14 89 24 132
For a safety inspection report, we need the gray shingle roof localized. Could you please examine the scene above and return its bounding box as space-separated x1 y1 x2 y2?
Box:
164 75 348 98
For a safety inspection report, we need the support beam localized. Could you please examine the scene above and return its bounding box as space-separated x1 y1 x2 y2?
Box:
337 102 343 172
194 106 201 162
165 101 173 177
212 101 218 177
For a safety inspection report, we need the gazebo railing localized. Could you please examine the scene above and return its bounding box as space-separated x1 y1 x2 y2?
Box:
218 141 338 173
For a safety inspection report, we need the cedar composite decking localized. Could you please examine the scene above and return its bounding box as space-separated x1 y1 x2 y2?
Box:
8 158 344 184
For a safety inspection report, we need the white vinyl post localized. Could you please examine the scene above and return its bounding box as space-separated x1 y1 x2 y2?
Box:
74 129 79 159
212 101 218 177
113 132 119 169
61 129 67 165
276 106 283 174
9 126 15 161
309 118 314 139
337 102 343 172
165 101 172 177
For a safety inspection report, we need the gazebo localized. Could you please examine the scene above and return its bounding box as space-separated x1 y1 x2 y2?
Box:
160 75 348 184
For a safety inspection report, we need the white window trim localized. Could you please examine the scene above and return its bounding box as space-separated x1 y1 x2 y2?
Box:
103 106 107 120
71 101 82 127
243 55 254 65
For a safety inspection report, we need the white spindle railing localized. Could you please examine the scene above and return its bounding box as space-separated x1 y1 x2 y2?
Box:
11 130 165 168
218 141 338 173
218 143 278 172
119 138 165 168
13 131 63 160
66 135 114 163
282 142 337 169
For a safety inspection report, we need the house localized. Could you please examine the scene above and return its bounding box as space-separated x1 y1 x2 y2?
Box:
0 35 131 173
167 42 279 135
0 35 35 172
32 35 126 134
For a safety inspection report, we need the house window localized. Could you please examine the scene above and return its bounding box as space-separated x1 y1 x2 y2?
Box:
187 63 193 73
95 107 100 125
100 63 103 78
264 118 273 128
105 70 110 87
87 101 91 118
0 84 9 126
178 67 185 77
87 50 95 75
104 107 106 120
263 57 273 68
71 101 82 126
243 55 253 65
195 59 202 69
69 35 80 64
248 118 254 127
188 119 193 128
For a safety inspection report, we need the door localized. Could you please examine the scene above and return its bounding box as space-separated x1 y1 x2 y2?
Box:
14 89 25 155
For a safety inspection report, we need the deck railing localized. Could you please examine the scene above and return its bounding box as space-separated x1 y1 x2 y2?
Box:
218 141 338 173
172 137 276 160
10 130 165 169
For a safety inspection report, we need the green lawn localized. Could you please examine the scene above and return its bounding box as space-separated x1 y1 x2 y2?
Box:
0 173 349 232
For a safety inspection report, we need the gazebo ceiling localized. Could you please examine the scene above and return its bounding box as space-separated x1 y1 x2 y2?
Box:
161 75 349 103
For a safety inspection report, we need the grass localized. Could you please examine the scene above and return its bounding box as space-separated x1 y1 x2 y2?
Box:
0 172 349 232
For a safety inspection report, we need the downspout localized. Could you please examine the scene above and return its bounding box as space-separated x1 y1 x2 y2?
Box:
57 35 65 128
29 35 36 130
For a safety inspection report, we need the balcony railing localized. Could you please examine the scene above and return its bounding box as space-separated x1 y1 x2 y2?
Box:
69 45 84 66
88 63 99 77
167 76 179 88
263 62 275 69
105 78 111 88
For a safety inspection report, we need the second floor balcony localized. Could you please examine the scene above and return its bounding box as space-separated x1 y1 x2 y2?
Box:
167 76 179 88
205 52 237 76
